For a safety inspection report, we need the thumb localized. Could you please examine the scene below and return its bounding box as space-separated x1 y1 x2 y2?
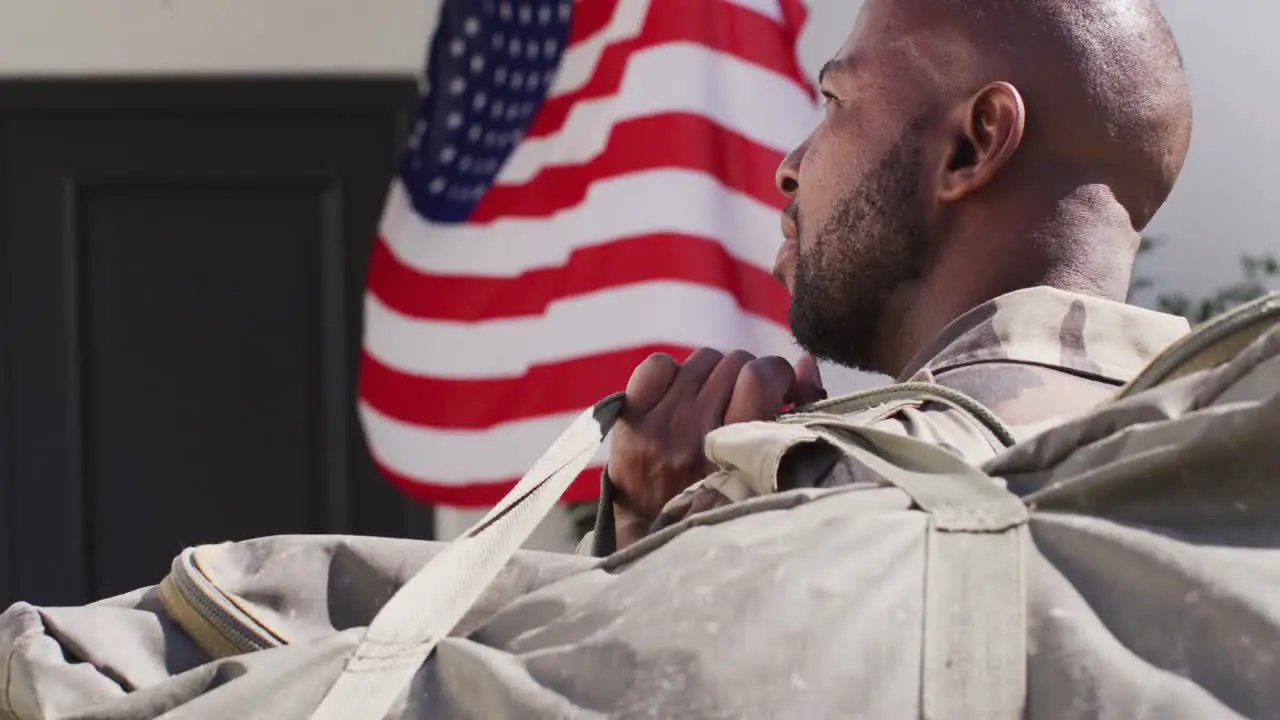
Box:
791 353 827 406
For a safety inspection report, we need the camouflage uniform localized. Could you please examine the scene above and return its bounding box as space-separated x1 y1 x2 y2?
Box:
583 286 1190 556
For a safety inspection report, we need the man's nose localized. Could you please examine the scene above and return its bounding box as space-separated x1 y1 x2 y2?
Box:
775 136 809 200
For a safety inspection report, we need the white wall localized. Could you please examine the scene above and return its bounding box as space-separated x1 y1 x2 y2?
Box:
0 0 432 76
4 0 1273 547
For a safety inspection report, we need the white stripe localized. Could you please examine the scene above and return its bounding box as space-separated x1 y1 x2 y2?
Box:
721 0 785 23
381 170 783 277
554 0 651 98
362 403 611 486
503 42 816 184
364 280 800 379
556 0 792 101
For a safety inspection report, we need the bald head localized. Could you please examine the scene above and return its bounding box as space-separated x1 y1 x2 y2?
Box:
923 0 1193 228
774 0 1192 375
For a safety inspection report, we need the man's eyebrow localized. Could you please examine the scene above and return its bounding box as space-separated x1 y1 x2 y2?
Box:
817 59 840 86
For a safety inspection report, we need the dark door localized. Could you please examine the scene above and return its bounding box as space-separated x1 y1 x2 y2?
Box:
0 79 432 607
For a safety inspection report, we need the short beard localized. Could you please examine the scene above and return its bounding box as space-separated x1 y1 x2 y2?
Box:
789 125 934 374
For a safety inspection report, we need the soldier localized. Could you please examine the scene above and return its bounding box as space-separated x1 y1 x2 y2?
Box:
585 0 1196 555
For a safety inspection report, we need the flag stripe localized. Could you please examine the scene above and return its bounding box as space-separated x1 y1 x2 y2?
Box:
379 169 782 278
361 401 613 485
474 113 787 221
363 281 799 379
380 461 605 507
361 343 695 429
566 0 623 48
499 42 815 185
552 0 650 98
533 0 810 140
369 232 789 324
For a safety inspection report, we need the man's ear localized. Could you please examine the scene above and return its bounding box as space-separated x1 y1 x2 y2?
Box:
937 81 1026 202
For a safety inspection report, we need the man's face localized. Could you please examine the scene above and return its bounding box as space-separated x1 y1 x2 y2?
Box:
775 4 940 373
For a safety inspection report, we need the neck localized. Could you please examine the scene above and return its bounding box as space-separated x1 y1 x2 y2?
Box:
878 185 1140 377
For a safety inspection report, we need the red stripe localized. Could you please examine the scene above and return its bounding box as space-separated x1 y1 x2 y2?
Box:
379 459 604 507
369 233 789 324
778 0 810 45
566 0 620 47
531 0 812 141
362 343 705 430
472 113 786 221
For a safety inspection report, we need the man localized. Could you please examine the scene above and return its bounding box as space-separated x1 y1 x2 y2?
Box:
585 0 1195 554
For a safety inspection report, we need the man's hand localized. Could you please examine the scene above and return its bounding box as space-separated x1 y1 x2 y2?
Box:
607 349 825 543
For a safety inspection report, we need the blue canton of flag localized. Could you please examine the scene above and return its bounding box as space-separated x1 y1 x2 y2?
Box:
402 0 574 223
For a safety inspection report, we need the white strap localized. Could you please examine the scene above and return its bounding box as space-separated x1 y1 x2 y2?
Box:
811 422 1029 719
308 394 625 720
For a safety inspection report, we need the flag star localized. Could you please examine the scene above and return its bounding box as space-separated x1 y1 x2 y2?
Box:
519 5 531 23
468 125 483 141
559 1 572 21
429 177 447 194
499 2 512 21
439 145 457 163
511 71 525 90
506 105 520 120
509 38 522 57
472 92 488 110
446 112 463 129
449 38 466 58
538 5 551 24
492 33 505 50
463 16 480 36
471 55 485 73
491 101 505 118
495 66 509 85
459 156 474 171
526 43 539 60
449 77 467 95
544 39 558 56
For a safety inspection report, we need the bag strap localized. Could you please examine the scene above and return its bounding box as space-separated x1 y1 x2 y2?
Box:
308 393 626 720
808 421 1029 719
311 392 1029 720
790 382 1018 449
1118 291 1280 396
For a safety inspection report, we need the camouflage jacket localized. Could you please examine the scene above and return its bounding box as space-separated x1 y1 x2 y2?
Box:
582 286 1190 556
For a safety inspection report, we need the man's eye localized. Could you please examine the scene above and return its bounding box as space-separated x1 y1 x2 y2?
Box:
821 91 838 107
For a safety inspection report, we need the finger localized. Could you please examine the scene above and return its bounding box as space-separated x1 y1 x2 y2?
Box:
723 356 798 424
696 350 757 426
623 353 681 417
791 353 828 406
663 347 726 399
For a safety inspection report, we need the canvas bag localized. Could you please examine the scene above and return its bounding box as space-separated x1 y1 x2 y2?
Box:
1 291 1277 720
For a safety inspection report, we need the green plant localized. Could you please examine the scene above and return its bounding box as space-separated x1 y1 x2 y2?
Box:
1134 236 1278 324
567 500 598 541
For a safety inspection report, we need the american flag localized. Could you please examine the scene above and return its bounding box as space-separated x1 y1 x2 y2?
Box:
360 0 819 507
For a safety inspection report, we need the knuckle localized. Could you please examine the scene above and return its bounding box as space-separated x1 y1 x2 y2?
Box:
723 349 757 367
740 355 790 387
637 352 679 374
684 347 724 366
